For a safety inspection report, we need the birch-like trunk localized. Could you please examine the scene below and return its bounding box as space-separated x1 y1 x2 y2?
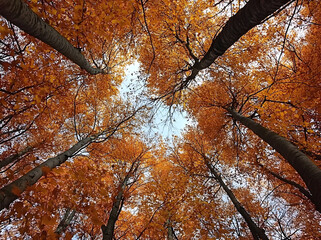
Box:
230 109 321 212
0 0 104 75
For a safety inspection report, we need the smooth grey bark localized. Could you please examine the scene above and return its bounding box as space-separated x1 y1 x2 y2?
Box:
0 145 33 169
0 0 104 75
0 107 141 210
101 174 129 240
166 219 177 240
0 134 97 211
55 208 76 234
101 150 144 240
186 0 293 82
205 162 269 240
229 109 321 212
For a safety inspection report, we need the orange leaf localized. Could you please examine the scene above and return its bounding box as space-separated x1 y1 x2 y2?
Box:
41 215 56 226
11 186 22 196
41 166 51 177
65 232 73 240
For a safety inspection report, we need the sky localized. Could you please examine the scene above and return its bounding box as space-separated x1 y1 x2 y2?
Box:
119 62 189 140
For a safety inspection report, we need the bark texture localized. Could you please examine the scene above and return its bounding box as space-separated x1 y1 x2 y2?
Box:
101 175 129 240
0 108 140 210
0 0 104 74
0 145 33 169
206 162 268 240
55 208 76 234
0 134 96 210
187 0 293 81
230 109 321 212
166 219 177 240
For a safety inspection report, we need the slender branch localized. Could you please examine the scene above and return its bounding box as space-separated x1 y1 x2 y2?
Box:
139 0 155 73
257 161 313 201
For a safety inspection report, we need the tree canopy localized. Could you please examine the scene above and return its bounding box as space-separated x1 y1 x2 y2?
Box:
0 0 321 239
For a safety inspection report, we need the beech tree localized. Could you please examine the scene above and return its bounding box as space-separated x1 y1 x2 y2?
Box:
169 128 266 238
1 0 321 239
101 140 150 240
137 0 294 98
179 136 268 240
228 109 321 212
0 0 106 74
0 104 143 210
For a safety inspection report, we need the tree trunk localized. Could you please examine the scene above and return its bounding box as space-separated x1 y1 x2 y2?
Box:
101 150 145 240
166 219 177 240
206 162 269 240
229 109 321 212
101 175 129 240
55 208 76 234
0 145 33 169
187 0 293 81
0 0 104 75
0 134 98 210
0 107 140 210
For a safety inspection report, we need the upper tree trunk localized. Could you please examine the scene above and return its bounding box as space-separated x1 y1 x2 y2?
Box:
101 150 145 240
166 219 177 240
101 175 129 240
55 208 76 234
0 107 140 211
206 162 268 240
0 134 98 210
230 109 321 212
0 0 104 75
187 0 293 81
0 145 33 169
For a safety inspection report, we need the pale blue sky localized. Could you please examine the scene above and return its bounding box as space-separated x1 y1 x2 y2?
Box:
119 62 189 139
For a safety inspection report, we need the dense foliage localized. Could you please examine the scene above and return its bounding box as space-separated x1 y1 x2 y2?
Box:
0 0 320 239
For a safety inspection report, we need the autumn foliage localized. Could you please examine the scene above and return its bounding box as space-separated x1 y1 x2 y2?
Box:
0 0 321 239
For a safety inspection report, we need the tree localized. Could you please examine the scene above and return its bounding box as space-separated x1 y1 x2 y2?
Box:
101 139 151 240
0 0 104 74
228 109 321 212
182 136 269 239
182 0 294 84
170 128 270 239
0 104 143 210
137 0 294 99
178 0 321 214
